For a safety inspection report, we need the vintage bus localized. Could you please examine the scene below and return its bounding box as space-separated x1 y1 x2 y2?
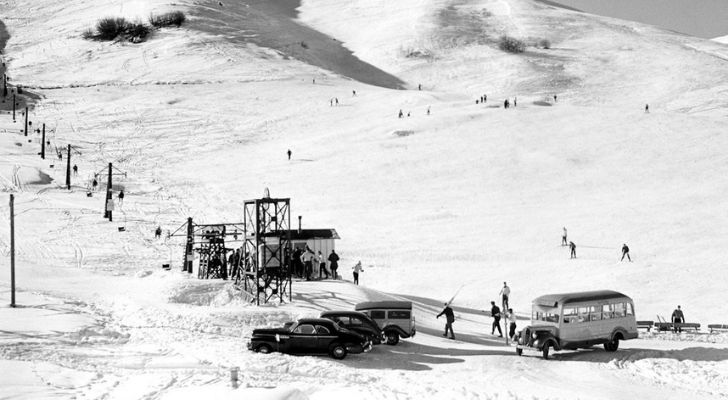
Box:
516 290 638 359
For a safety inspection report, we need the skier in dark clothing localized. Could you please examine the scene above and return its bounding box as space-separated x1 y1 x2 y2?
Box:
328 250 340 279
621 243 631 262
490 301 503 337
671 305 685 333
72 164 78 176
92 178 98 191
287 149 292 160
398 109 403 118
437 303 456 339
569 241 576 259
155 226 162 239
118 190 125 205
292 248 303 277
504 99 509 109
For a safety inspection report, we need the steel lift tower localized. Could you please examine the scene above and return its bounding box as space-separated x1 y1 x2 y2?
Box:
239 195 292 305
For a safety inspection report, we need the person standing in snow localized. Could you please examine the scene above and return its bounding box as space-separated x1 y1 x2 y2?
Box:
569 241 576 259
155 226 162 239
504 99 509 109
318 250 329 279
92 178 98 191
500 282 511 309
671 305 684 333
352 261 363 285
118 189 125 206
302 247 314 281
505 308 517 340
292 247 303 277
621 243 631 262
287 149 292 160
645 104 649 113
328 250 339 279
72 164 78 176
398 109 403 118
490 301 503 337
513 97 517 107
437 303 456 339
562 227 568 246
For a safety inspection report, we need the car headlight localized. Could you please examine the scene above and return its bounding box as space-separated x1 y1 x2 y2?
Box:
532 332 538 339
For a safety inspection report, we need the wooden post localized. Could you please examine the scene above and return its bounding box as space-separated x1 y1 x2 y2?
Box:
12 94 15 122
9 194 16 308
3 74 6 97
104 163 112 219
65 145 71 190
24 106 28 136
41 124 46 159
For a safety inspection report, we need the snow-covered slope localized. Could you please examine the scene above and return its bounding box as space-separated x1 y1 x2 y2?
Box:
713 35 728 45
1 0 728 398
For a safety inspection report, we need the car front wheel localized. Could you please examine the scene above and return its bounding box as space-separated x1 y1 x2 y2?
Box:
385 331 400 345
330 343 347 360
257 344 272 354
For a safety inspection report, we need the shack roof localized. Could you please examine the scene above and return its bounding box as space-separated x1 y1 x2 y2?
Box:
287 229 340 240
533 290 630 308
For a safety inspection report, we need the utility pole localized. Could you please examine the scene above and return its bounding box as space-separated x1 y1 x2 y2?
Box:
12 94 15 122
185 217 194 273
104 163 113 221
24 106 28 136
3 74 7 97
65 144 71 190
9 194 16 308
40 124 46 159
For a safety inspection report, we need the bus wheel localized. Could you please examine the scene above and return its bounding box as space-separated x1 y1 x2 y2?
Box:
542 344 550 359
604 338 619 352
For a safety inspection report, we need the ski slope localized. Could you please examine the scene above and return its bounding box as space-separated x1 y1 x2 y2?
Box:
1 0 728 398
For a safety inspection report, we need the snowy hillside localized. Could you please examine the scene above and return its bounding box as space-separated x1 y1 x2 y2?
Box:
1 0 728 398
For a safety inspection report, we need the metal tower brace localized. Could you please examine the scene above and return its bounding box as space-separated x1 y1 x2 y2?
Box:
242 197 292 305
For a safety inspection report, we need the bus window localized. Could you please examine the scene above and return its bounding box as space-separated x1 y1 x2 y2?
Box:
626 302 634 316
577 307 589 323
613 303 626 318
602 304 613 320
563 307 578 324
588 306 601 321
534 311 560 323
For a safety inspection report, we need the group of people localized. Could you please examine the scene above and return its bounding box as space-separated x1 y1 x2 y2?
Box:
437 282 517 341
562 227 631 262
292 247 340 281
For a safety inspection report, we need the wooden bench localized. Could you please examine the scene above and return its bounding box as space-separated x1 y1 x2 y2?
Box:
708 324 728 333
655 322 700 332
637 320 654 332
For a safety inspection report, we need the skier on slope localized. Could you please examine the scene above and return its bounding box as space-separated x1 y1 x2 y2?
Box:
569 241 576 259
437 303 456 340
352 261 363 285
562 227 568 246
621 243 631 262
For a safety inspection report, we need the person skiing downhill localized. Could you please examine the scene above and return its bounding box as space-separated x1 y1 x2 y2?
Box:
569 241 576 259
490 301 503 337
437 303 456 339
621 243 631 262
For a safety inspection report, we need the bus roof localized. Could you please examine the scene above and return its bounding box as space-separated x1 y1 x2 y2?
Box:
355 301 412 311
533 290 631 308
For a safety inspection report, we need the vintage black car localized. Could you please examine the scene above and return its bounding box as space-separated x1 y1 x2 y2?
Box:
247 318 371 359
320 310 385 345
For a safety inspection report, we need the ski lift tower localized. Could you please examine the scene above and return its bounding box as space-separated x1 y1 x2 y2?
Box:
240 191 292 305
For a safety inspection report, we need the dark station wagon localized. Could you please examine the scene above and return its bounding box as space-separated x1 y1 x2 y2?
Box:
247 318 371 359
320 310 385 345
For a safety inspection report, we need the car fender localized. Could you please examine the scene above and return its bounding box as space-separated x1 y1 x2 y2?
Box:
383 325 409 338
610 327 628 341
535 333 560 351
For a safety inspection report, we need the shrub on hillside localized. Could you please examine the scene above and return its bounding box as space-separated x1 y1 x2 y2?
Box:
83 17 151 42
96 17 129 41
498 35 525 53
538 39 551 49
149 11 186 28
